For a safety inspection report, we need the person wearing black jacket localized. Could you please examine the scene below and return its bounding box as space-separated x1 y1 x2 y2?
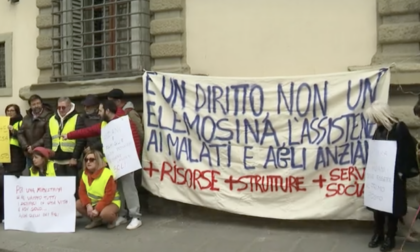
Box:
79 94 103 153
44 97 85 177
365 101 418 252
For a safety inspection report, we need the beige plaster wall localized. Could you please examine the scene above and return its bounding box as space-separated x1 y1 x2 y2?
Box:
0 1 38 113
185 0 377 76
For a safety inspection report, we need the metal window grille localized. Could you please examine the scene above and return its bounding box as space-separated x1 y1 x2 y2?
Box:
51 0 150 82
0 42 5 88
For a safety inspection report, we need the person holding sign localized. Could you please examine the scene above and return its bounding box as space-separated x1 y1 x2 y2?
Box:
76 150 120 229
1 104 25 223
29 147 56 177
365 101 418 252
62 100 142 230
3 104 26 176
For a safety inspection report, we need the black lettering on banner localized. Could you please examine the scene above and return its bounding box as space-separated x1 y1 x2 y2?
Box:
143 68 387 176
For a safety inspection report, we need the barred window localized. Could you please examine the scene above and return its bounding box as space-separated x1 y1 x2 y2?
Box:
51 0 150 82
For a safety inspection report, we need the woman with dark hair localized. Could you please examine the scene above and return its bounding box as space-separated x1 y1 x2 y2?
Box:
1 104 26 222
29 147 56 177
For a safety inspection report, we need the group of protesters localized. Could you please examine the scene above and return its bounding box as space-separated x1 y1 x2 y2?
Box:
0 89 146 230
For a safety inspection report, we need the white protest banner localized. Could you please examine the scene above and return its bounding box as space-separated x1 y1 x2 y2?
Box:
364 140 396 213
4 176 76 233
142 68 391 220
102 115 142 179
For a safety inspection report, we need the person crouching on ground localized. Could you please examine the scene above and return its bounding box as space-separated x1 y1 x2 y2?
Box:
76 150 120 229
29 147 56 177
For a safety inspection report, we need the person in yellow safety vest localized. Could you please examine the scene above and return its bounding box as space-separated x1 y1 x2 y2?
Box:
1 104 26 223
76 150 120 229
2 104 26 177
29 147 56 177
44 97 85 177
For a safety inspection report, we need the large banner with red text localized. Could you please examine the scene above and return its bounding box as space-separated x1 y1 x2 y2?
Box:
142 68 391 220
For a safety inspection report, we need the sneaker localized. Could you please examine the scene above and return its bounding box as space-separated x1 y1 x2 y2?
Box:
85 218 102 229
115 216 127 226
126 218 142 230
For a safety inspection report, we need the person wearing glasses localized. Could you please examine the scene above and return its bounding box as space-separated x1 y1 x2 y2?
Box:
44 97 85 218
44 97 85 177
3 104 26 176
76 150 120 229
1 104 25 223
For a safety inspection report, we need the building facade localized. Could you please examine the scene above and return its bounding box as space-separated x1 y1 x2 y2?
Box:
1 0 420 215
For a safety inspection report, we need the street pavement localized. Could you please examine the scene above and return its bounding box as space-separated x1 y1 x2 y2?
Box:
0 214 419 252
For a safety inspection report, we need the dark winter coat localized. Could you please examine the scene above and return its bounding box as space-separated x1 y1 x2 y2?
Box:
44 107 85 161
79 112 102 152
17 104 54 156
371 121 418 217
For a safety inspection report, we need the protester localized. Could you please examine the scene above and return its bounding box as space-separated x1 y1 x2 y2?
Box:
0 172 3 223
45 97 84 176
29 147 56 177
63 100 143 230
76 150 120 229
107 89 144 141
365 101 418 252
79 94 102 153
17 95 53 170
3 104 26 176
107 89 148 211
412 99 420 218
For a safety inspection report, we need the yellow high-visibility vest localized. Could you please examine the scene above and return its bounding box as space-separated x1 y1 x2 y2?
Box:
81 168 120 208
9 121 22 147
49 114 78 152
100 121 108 163
29 161 56 177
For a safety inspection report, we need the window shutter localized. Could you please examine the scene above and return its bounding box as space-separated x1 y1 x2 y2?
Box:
70 0 83 75
62 0 83 77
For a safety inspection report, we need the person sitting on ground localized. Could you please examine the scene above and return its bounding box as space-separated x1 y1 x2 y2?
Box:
29 147 56 177
76 150 120 229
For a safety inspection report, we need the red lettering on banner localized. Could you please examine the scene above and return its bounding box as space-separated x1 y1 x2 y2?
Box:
160 162 220 191
325 166 365 197
325 182 364 197
329 166 365 181
145 162 368 198
224 175 306 193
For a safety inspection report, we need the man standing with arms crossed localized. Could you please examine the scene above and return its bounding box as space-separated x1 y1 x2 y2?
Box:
62 100 142 230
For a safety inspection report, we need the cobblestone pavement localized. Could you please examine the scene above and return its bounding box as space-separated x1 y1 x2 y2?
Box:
0 215 419 252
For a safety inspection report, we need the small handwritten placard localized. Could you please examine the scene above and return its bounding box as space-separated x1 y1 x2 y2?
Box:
102 115 142 179
364 140 397 213
4 176 76 233
0 116 10 163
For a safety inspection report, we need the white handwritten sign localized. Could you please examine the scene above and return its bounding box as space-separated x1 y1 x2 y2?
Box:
3 176 76 233
364 140 396 213
101 115 142 179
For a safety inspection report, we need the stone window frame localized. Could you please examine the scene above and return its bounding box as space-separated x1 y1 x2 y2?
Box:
51 0 151 82
0 32 13 97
